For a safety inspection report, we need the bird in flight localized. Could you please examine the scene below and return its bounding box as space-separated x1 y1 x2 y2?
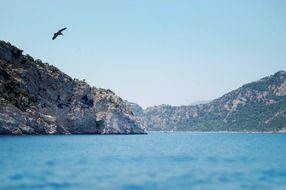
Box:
52 27 67 40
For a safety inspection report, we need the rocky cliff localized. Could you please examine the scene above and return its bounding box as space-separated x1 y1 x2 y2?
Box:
0 40 145 134
128 71 286 132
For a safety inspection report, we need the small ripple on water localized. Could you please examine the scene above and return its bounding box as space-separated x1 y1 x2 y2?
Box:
9 174 24 181
9 173 46 182
260 169 286 178
45 160 56 167
169 155 197 162
205 156 219 163
121 184 146 190
4 181 75 190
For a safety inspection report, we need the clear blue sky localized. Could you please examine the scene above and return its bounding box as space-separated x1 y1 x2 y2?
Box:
1 0 286 107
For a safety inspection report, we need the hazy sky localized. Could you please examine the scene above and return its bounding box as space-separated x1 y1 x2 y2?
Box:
1 0 286 107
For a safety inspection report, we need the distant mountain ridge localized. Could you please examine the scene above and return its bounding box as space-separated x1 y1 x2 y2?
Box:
127 71 286 132
0 40 145 134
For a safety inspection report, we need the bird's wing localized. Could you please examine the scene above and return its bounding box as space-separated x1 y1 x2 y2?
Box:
52 33 58 40
58 27 67 33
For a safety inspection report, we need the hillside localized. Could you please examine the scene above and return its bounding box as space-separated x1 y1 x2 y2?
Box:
0 40 145 134
128 71 286 132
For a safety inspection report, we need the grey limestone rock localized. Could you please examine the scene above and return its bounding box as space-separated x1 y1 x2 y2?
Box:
0 40 145 134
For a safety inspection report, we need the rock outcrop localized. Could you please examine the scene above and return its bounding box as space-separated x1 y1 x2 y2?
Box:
128 71 286 132
0 40 145 134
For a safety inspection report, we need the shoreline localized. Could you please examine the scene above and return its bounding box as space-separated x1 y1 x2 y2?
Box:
149 131 286 134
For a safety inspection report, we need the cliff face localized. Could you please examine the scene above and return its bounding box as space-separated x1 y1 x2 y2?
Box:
128 71 286 132
0 40 145 134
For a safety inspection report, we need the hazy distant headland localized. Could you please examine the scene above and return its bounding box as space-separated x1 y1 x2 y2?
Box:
0 40 285 134
127 71 286 133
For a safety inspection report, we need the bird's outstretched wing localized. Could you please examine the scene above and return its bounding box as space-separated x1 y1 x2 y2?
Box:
58 27 67 33
52 34 57 40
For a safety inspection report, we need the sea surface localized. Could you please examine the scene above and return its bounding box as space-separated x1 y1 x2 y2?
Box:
0 132 286 190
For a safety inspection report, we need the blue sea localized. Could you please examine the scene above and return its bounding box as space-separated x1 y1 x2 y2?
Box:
0 132 286 190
